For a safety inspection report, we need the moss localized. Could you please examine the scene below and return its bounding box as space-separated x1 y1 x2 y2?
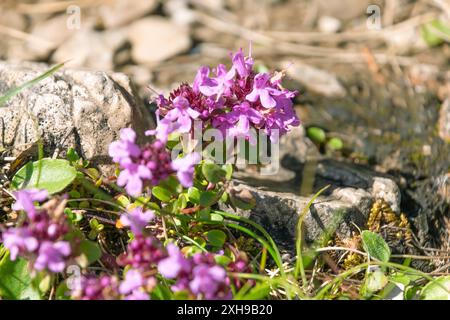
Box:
331 199 412 270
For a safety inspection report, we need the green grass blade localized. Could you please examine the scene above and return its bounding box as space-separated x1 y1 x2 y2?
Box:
294 185 330 287
213 210 284 274
0 62 65 107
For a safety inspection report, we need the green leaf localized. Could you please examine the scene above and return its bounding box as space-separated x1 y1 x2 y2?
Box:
158 176 181 194
214 255 231 266
0 252 41 300
421 19 450 47
177 193 188 209
239 282 271 300
202 162 226 184
11 158 77 194
364 270 388 295
206 230 227 247
66 148 80 163
64 208 83 223
307 127 326 144
116 195 131 207
151 284 174 300
79 240 102 266
420 276 450 300
210 213 224 222
361 230 391 262
152 186 172 202
198 207 211 221
199 191 218 207
187 187 201 204
0 62 65 107
55 281 71 300
326 137 344 150
222 164 233 180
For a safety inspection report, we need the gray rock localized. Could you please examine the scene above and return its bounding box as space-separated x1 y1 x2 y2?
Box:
372 177 401 213
0 61 154 174
227 159 401 250
223 181 373 249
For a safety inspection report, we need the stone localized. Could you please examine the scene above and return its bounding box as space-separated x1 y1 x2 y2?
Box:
98 0 159 28
0 9 27 31
128 17 192 65
165 0 197 26
7 14 93 61
223 124 402 251
225 161 401 251
371 177 401 213
318 16 342 34
317 0 371 21
52 29 127 71
0 61 154 175
439 99 450 142
383 27 428 54
283 61 346 98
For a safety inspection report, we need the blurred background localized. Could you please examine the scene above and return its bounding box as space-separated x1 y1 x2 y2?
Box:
0 0 449 251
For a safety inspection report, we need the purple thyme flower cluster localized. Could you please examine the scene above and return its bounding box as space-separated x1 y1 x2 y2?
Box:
74 232 165 300
73 275 120 300
75 272 153 300
108 128 200 196
149 47 300 144
117 235 166 270
158 244 231 300
74 237 234 300
118 207 155 235
226 252 255 290
1 189 72 273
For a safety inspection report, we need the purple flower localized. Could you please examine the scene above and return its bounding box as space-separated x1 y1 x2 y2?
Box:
2 195 73 273
34 241 71 273
158 244 191 279
200 64 235 99
108 128 141 165
262 96 300 142
193 66 213 93
119 269 145 295
110 129 178 195
221 102 263 144
118 235 165 270
74 275 120 300
124 290 150 300
171 152 201 188
147 97 200 142
170 96 201 132
117 162 152 197
12 189 48 218
2 228 38 260
145 115 179 143
231 48 254 78
246 73 281 109
189 264 227 299
119 207 155 235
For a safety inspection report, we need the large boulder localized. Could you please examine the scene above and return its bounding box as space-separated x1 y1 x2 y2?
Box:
0 61 154 174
